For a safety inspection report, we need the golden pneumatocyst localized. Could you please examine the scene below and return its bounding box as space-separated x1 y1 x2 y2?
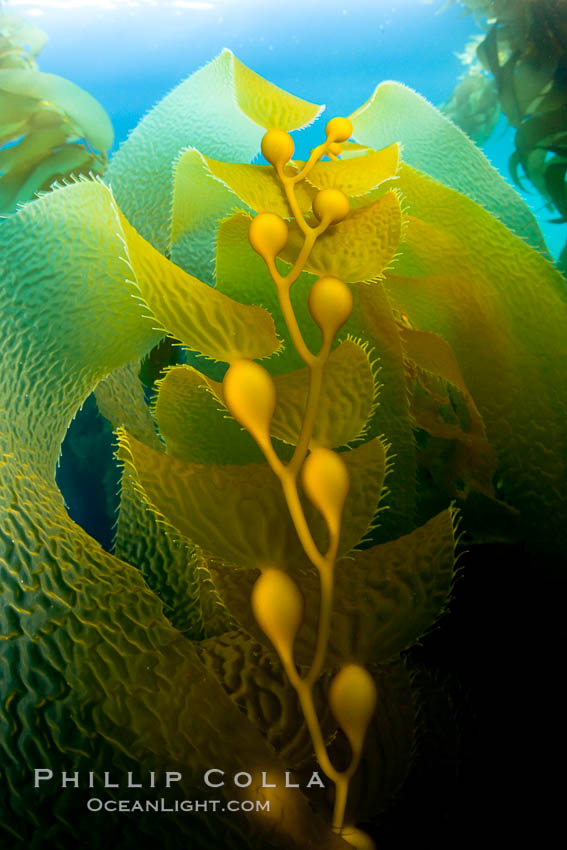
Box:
251 568 304 660
261 128 295 167
308 275 353 339
223 359 276 444
325 116 353 143
312 188 350 225
248 212 289 262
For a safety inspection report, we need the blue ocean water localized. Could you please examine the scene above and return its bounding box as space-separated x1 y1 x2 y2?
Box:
7 0 565 256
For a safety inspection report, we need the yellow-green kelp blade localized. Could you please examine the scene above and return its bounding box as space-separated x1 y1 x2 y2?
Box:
387 163 567 549
209 508 456 670
115 204 280 363
170 151 313 279
118 430 387 572
302 142 400 196
108 49 322 254
349 81 546 251
198 631 416 824
154 365 265 465
95 360 162 452
268 338 378 448
153 338 376 469
401 325 496 499
197 338 377 450
0 178 162 473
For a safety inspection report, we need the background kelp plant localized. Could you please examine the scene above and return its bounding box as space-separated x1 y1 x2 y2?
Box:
445 0 567 260
1 45 567 850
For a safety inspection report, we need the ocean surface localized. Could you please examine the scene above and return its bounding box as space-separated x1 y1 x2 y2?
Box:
6 0 565 257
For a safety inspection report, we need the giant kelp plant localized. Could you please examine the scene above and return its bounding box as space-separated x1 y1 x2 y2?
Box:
0 8 112 214
1 48 566 850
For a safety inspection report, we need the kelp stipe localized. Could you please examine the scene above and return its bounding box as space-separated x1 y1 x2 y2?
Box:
230 118 379 843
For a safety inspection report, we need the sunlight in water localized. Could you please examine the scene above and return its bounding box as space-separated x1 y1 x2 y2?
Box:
5 0 215 11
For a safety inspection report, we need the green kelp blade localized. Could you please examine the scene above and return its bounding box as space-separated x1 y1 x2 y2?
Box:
345 282 418 541
108 48 323 255
348 80 546 252
216 211 318 374
0 144 101 214
0 68 113 151
115 439 234 640
117 430 387 572
281 190 403 283
115 204 281 363
209 508 456 669
270 338 378 448
386 163 567 550
101 362 237 637
198 628 338 768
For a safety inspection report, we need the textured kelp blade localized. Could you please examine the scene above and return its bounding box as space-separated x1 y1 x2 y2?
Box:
198 631 416 820
0 178 163 472
387 163 567 549
349 81 546 251
170 148 248 281
116 444 235 640
269 338 378 448
302 143 400 195
345 282 418 540
118 431 387 571
210 508 456 669
0 68 113 150
281 191 403 282
108 49 322 254
116 205 280 363
401 326 496 497
154 365 265 465
96 362 217 637
95 360 162 451
201 339 377 450
197 629 338 767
